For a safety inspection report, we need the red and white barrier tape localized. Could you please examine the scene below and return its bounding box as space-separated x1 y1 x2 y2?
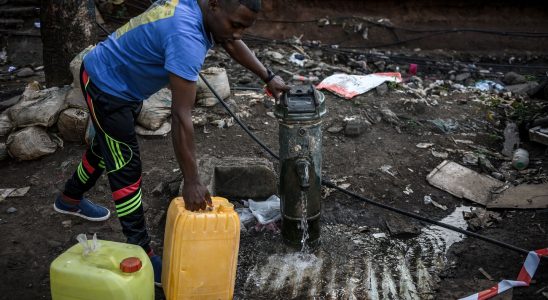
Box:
460 248 548 300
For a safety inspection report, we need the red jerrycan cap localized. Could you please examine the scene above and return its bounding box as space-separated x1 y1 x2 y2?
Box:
120 257 142 273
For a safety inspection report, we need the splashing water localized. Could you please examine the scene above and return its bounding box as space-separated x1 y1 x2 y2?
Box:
300 190 310 253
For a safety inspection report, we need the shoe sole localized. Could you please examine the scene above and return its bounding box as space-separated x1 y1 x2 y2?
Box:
53 203 111 222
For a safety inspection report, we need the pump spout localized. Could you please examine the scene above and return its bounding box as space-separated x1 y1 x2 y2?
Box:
295 159 311 189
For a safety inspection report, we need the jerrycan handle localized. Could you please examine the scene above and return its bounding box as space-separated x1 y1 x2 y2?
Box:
76 233 101 256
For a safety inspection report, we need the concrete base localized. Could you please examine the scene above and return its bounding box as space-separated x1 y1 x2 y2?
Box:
179 155 278 199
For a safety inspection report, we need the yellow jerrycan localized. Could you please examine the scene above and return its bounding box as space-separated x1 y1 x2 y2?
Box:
162 196 240 300
50 234 154 300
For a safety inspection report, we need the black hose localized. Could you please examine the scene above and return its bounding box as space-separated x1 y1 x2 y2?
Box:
200 74 534 256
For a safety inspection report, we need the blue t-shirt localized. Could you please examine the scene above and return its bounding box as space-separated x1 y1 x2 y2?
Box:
84 0 213 101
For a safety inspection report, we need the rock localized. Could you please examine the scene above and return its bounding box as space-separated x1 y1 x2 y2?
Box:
385 217 421 238
376 83 388 96
65 88 87 109
47 240 63 248
327 125 344 133
152 182 165 196
238 75 252 85
344 118 369 137
506 82 538 95
455 72 471 82
380 108 400 125
16 67 34 78
181 155 277 199
373 60 386 71
6 207 17 214
503 71 526 85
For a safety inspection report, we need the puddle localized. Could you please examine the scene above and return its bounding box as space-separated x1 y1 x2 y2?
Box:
237 206 472 299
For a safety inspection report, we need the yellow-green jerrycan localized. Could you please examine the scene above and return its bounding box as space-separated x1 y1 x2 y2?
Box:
50 234 154 300
163 197 240 300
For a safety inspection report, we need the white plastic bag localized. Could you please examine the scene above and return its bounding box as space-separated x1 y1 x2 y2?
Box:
248 195 281 224
317 72 402 99
76 233 101 256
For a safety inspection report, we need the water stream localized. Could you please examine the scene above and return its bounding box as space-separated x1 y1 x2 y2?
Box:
300 190 310 253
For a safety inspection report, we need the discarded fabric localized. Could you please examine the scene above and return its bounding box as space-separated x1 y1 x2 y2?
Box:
317 72 402 99
248 195 281 225
475 80 505 92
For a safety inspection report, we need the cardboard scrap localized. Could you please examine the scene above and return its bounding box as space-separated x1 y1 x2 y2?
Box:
426 160 504 206
0 187 30 202
488 183 548 209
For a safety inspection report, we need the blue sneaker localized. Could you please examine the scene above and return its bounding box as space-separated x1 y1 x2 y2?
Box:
53 195 110 221
150 255 162 287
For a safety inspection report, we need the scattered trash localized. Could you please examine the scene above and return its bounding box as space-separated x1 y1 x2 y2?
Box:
474 80 505 92
210 117 235 128
462 152 480 165
478 267 494 281
423 195 448 210
326 125 344 133
416 143 434 149
236 208 255 227
403 185 413 195
463 208 502 231
427 160 504 206
292 74 319 82
317 72 402 99
502 122 520 157
289 52 306 67
8 66 16 73
6 126 58 160
248 195 281 225
431 149 449 159
429 118 459 134
488 183 548 209
6 207 17 214
372 232 386 239
0 187 30 202
408 63 418 76
379 164 397 177
379 107 400 125
511 148 529 170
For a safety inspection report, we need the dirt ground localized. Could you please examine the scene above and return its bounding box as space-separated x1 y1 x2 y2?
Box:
1 43 548 300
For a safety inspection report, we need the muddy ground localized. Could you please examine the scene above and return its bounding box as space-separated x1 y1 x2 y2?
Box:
1 43 548 299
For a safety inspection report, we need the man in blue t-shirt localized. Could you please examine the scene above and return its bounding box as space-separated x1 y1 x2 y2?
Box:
53 0 288 285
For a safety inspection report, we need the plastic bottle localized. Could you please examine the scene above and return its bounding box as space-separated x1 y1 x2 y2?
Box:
512 148 529 170
162 197 240 300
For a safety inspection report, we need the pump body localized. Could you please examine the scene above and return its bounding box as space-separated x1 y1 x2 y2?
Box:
275 85 326 250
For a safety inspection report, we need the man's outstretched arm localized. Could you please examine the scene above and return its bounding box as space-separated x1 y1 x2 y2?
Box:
222 39 289 99
169 72 212 211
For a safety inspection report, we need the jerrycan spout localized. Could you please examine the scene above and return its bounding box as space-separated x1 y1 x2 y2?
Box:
295 159 310 189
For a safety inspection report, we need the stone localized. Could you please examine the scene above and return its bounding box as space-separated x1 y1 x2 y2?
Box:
6 207 17 213
373 60 386 71
65 88 87 109
180 155 277 199
344 119 364 137
16 67 34 78
503 71 526 85
385 217 421 238
376 83 388 96
61 220 72 228
327 125 343 133
506 82 539 95
455 72 471 82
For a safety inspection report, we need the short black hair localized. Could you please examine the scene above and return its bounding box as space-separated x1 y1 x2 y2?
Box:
223 0 261 13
